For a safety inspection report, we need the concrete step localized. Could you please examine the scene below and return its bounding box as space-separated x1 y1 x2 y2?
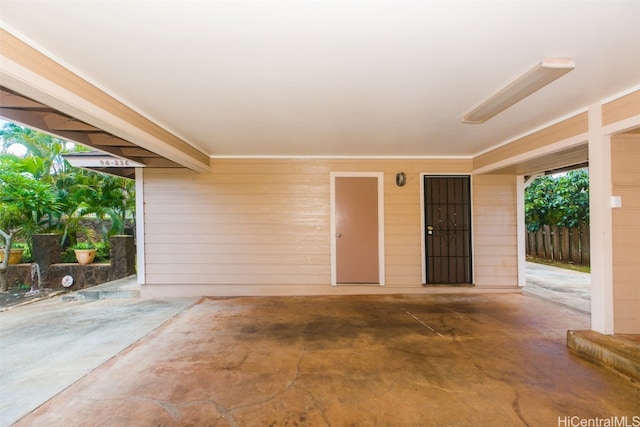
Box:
62 275 140 301
567 330 640 384
74 288 140 300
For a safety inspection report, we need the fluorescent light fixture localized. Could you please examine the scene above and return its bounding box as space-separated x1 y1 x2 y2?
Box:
463 58 575 124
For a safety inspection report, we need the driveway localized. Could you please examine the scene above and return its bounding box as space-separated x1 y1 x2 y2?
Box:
4 293 639 426
0 295 195 426
524 261 591 313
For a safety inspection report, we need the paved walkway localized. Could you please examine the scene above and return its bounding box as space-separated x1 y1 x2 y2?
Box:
524 261 591 313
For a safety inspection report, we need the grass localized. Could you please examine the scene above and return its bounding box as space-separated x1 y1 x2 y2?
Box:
527 256 591 273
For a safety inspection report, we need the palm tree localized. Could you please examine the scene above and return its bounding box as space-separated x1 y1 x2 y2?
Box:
0 122 69 178
82 174 136 241
0 122 135 257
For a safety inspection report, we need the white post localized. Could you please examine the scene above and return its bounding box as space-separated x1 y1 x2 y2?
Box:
135 168 146 285
588 103 614 334
516 175 526 288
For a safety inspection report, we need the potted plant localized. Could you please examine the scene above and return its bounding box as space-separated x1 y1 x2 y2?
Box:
0 244 25 265
72 241 97 265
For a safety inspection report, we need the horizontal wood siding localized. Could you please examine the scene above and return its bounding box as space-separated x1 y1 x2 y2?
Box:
611 135 640 333
144 162 329 285
143 158 472 289
472 175 518 287
473 113 588 171
603 90 640 127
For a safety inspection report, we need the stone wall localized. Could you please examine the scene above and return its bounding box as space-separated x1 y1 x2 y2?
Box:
78 219 135 241
6 235 136 290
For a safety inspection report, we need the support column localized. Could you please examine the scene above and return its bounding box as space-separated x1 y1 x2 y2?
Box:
135 167 145 285
517 175 526 287
588 103 615 334
109 235 136 279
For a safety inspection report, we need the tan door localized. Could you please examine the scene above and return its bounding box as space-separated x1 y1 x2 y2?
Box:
335 177 379 283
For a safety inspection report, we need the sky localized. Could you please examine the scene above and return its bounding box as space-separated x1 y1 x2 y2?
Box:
0 118 28 156
0 118 82 156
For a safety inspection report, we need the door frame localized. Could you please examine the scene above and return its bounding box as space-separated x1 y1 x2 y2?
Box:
330 172 385 286
420 173 474 285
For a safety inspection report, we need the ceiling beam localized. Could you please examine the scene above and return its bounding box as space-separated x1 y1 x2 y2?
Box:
87 133 137 147
42 112 102 132
0 88 47 108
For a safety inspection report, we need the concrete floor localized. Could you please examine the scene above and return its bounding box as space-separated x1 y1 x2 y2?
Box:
10 294 639 426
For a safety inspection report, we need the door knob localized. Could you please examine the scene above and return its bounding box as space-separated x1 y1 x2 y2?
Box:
336 233 342 237
427 225 433 235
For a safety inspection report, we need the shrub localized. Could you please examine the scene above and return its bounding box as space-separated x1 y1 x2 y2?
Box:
12 242 32 263
94 241 110 262
72 241 96 250
65 241 110 263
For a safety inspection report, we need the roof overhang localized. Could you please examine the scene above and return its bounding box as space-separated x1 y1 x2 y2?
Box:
0 29 210 173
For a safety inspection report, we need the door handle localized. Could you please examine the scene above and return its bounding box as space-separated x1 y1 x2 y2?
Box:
427 225 433 235
336 233 342 237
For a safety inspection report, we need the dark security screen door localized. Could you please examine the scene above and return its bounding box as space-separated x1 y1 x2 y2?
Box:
424 176 472 285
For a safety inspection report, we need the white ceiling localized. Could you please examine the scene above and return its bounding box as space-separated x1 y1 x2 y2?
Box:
1 1 639 158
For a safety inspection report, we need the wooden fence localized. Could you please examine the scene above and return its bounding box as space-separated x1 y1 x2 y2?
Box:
525 224 590 266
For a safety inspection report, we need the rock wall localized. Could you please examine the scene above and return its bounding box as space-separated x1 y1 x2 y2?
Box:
6 235 136 290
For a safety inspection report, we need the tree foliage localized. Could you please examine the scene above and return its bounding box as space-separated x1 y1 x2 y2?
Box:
0 168 61 234
0 122 135 250
524 170 589 232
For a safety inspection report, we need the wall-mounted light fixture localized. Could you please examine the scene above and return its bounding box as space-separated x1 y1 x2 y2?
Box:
396 172 406 187
462 58 575 124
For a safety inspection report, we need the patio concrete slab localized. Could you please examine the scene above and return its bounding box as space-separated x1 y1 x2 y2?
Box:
12 294 639 426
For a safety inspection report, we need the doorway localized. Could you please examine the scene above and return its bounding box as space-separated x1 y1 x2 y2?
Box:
423 175 472 285
523 169 591 313
331 172 385 285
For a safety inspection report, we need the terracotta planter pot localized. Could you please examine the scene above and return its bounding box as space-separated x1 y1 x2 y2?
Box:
74 249 97 265
0 248 25 265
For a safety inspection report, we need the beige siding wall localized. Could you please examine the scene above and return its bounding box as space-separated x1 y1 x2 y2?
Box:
143 162 330 286
603 90 640 127
611 135 640 333
143 158 482 294
472 175 518 287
